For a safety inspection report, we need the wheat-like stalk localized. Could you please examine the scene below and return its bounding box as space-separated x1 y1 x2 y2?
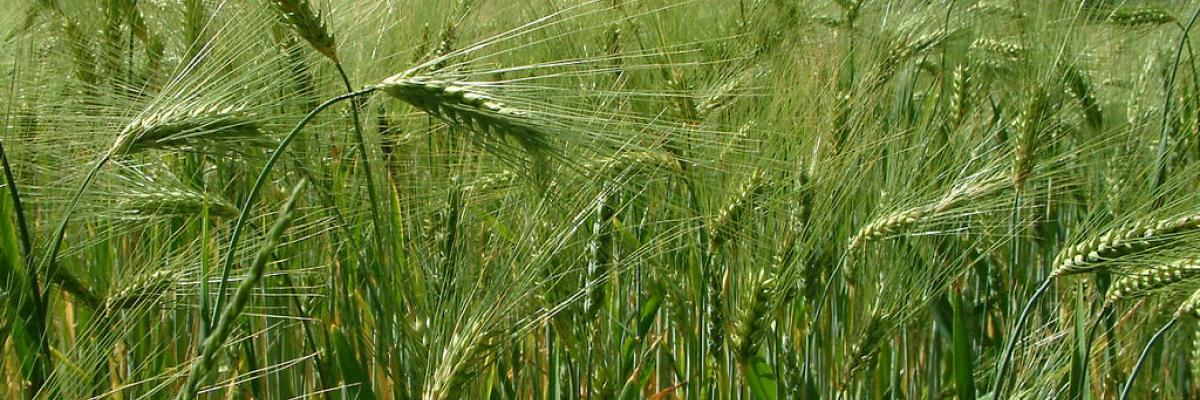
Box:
733 274 774 362
1106 258 1200 303
102 269 179 313
586 150 684 177
114 187 237 220
112 103 266 154
1012 86 1055 190
105 167 239 219
1192 324 1200 383
870 29 947 89
424 322 501 400
970 37 1025 61
461 170 519 196
1107 7 1175 27
949 65 971 129
1052 214 1200 276
703 169 770 365
695 64 766 119
708 169 768 251
850 207 931 250
379 75 549 154
1177 287 1200 319
849 172 1005 250
175 179 305 399
845 312 892 381
583 188 616 320
268 0 339 62
1063 64 1103 131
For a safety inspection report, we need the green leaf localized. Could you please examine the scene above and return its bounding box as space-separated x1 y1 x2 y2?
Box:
330 324 378 400
0 175 46 394
952 289 976 400
745 356 779 400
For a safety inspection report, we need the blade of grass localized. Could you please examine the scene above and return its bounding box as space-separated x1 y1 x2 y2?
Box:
951 286 976 400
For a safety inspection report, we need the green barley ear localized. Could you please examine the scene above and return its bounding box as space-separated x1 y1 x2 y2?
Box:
704 169 770 364
850 207 928 250
849 172 1006 251
462 170 518 196
110 170 239 219
588 150 684 177
695 64 767 120
583 188 617 321
1107 7 1175 27
102 269 179 313
845 312 893 381
268 0 339 62
1179 288 1200 319
949 65 971 129
1192 324 1200 382
1053 214 1200 276
378 76 550 155
1106 258 1200 303
872 29 947 89
708 169 769 251
970 37 1025 69
733 273 774 363
111 102 266 154
1012 85 1055 190
1063 64 1102 132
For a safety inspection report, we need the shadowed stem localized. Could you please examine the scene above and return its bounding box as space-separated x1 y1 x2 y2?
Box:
991 276 1054 398
1119 317 1178 400
0 138 48 398
0 140 30 257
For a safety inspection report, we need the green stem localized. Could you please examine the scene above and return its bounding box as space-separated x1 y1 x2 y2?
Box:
1152 5 1200 189
990 276 1053 398
334 62 388 271
0 140 31 257
209 87 376 327
1120 317 1178 400
0 138 47 398
177 180 307 399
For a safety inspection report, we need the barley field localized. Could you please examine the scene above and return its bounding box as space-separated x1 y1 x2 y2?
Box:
1 0 1199 399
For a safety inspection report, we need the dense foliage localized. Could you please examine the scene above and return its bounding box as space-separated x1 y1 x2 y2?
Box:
2 0 1200 399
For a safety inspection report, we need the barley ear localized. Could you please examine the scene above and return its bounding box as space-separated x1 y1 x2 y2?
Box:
583 187 617 320
378 76 550 156
1107 7 1175 27
1052 214 1200 277
102 269 180 314
268 0 339 62
708 169 768 251
1105 258 1200 304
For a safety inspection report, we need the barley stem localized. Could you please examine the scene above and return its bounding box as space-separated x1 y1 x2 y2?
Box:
991 276 1053 398
210 87 376 326
1119 317 1178 400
